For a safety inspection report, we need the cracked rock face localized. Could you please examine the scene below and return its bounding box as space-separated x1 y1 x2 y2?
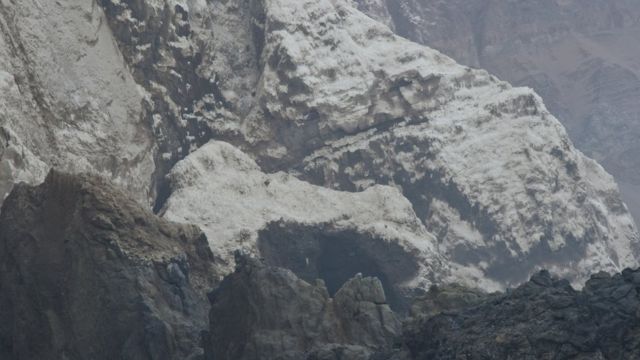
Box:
2 0 640 359
0 171 219 360
204 254 401 360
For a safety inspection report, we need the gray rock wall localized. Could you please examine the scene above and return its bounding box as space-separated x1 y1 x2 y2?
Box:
0 171 219 359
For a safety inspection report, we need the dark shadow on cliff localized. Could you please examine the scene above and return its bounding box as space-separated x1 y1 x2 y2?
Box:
256 221 420 312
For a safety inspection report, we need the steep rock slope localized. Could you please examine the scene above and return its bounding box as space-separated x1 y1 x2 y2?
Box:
0 171 219 359
204 254 402 360
0 0 156 204
351 0 640 222
148 0 640 289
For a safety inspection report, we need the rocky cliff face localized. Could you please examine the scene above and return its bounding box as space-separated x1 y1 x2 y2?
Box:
205 253 402 360
0 0 635 290
13 170 640 359
205 255 640 360
160 140 444 302
0 1 639 356
141 0 639 289
1 0 639 358
404 269 640 359
0 0 156 204
352 0 640 223
0 171 219 359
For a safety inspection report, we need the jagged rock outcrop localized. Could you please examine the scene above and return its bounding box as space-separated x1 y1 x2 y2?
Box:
403 269 640 359
0 0 156 205
205 255 640 360
0 171 219 360
204 253 402 360
352 0 640 223
98 0 241 209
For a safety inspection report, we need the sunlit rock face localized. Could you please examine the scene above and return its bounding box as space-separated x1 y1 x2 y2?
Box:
160 140 444 297
352 0 640 223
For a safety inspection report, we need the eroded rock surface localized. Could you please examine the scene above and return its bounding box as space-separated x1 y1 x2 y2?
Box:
0 171 219 360
205 254 640 360
0 0 635 291
154 0 639 290
0 5 637 358
204 253 402 360
161 140 443 294
205 259 640 360
1 1 640 359
0 0 156 205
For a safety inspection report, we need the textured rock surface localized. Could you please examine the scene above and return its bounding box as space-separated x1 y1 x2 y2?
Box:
352 0 640 223
408 283 490 320
0 127 48 201
204 256 640 360
0 0 156 205
0 171 219 359
155 0 639 290
161 140 443 293
2 1 640 359
0 0 637 309
403 269 640 359
204 254 401 360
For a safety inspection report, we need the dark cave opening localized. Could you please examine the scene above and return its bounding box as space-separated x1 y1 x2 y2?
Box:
317 236 392 296
256 221 420 312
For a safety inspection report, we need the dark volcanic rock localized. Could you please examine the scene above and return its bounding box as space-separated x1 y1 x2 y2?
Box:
203 256 640 359
0 170 220 360
403 270 640 359
203 252 640 360
205 253 402 360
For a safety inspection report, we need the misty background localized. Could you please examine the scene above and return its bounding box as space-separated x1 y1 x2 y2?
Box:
355 0 640 222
